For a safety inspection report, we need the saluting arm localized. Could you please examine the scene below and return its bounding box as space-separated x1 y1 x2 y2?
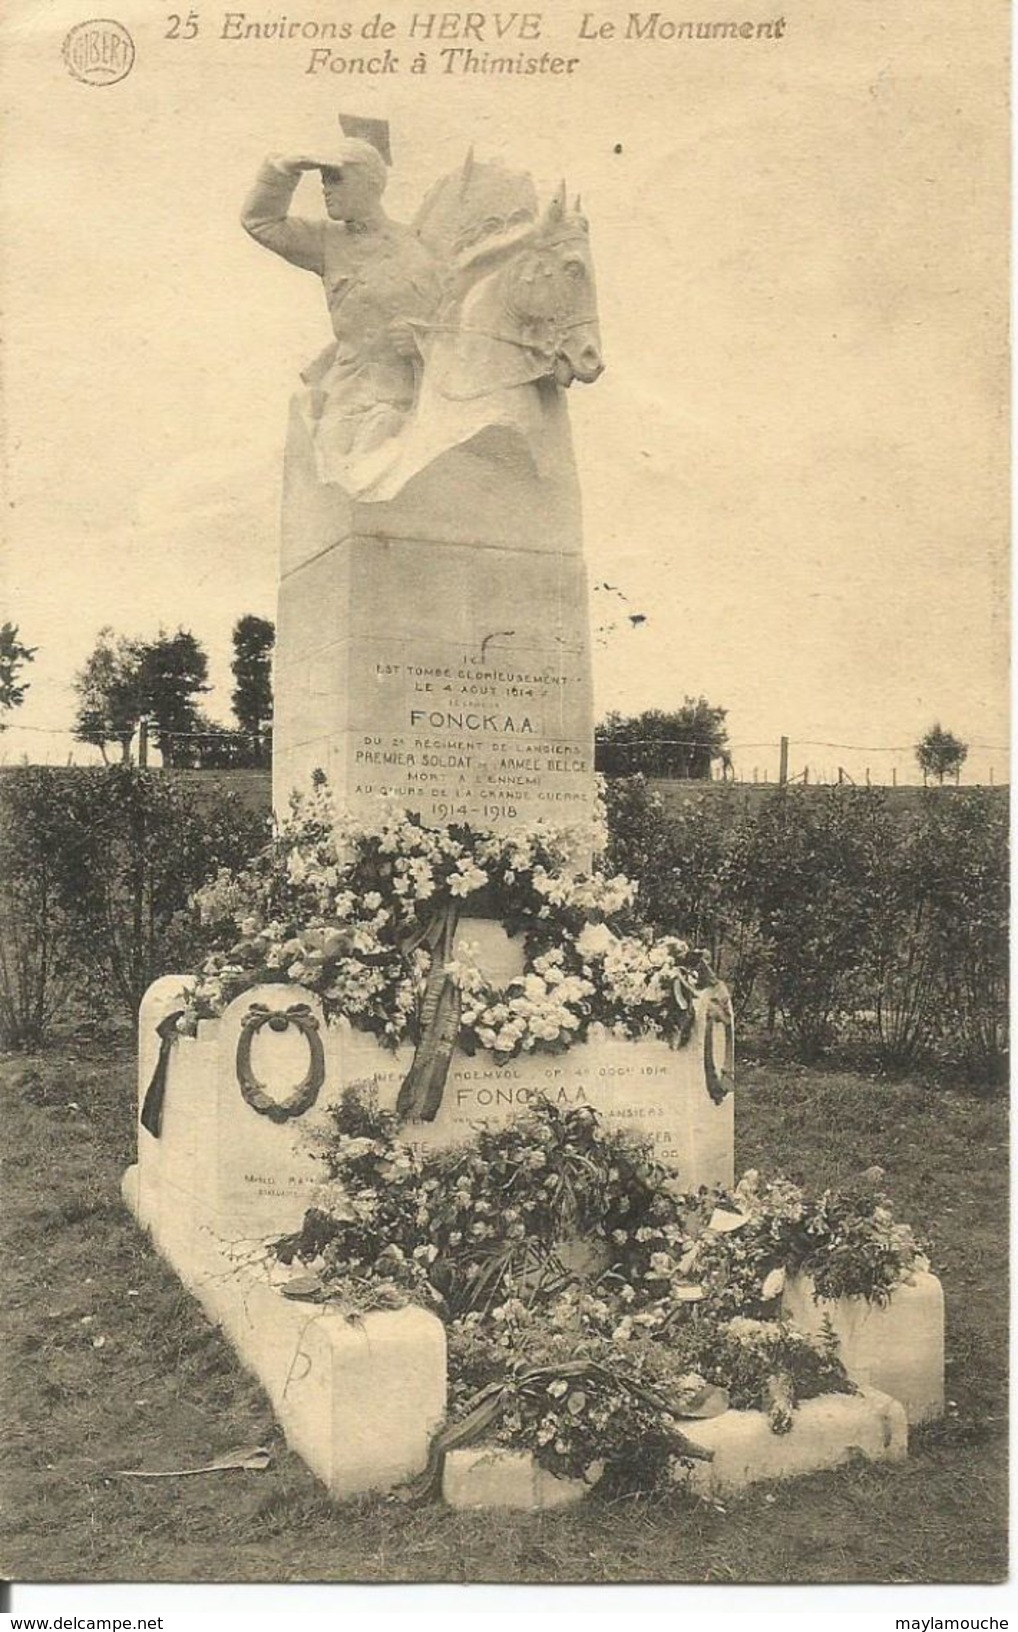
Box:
241 155 325 274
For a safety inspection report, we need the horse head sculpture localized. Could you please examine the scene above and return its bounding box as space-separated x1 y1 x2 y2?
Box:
413 166 604 404
500 181 604 388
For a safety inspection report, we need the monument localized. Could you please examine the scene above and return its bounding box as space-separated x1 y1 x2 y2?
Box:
122 119 939 1506
245 131 604 832
235 116 734 1160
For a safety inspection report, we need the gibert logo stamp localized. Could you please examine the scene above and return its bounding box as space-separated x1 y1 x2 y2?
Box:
62 18 135 85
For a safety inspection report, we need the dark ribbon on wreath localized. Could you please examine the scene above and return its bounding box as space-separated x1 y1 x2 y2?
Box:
235 1003 326 1122
702 981 735 1105
395 900 462 1124
140 1010 185 1138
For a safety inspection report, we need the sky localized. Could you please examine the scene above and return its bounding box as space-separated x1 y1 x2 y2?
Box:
0 0 1009 785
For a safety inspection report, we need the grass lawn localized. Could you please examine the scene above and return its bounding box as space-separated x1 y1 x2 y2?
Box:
1 1038 1008 1584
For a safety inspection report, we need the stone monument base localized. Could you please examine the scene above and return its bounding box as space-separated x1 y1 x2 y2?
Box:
133 972 735 1248
781 1271 945 1426
441 1387 908 1508
126 968 733 1502
443 1447 595 1511
121 1161 446 1500
681 1386 908 1496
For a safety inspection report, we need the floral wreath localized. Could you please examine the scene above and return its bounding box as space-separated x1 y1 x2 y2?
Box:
182 784 728 1118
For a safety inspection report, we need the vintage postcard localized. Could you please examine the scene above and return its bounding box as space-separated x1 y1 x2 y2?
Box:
0 0 1009 1610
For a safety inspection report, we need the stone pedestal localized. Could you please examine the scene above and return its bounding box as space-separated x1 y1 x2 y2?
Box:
127 978 448 1500
443 1447 592 1510
134 977 339 1244
343 1006 734 1185
273 407 595 833
132 976 734 1242
123 1161 446 1500
441 1387 909 1508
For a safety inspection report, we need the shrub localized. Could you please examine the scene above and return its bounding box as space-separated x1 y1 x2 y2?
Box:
603 776 763 1011
0 768 269 1043
61 768 269 1018
0 770 91 1048
604 779 1009 1075
738 789 895 1059
912 791 1008 1085
853 791 1008 1083
861 807 947 1071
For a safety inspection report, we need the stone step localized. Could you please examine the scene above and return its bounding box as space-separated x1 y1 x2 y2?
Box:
442 1387 907 1509
680 1386 907 1495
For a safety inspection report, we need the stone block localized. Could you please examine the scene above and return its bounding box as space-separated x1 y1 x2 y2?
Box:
273 532 596 832
279 397 583 578
781 1271 945 1425
441 1389 907 1508
340 996 734 1190
681 1387 907 1495
132 976 734 1248
122 1164 447 1499
135 984 341 1247
443 1446 591 1510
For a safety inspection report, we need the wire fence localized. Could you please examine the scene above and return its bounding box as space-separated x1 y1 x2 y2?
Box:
1 719 272 770
3 722 1009 785
595 736 1008 787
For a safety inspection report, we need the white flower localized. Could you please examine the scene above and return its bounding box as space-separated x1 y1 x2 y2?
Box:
339 1136 377 1159
448 862 488 898
576 921 619 960
761 1267 786 1301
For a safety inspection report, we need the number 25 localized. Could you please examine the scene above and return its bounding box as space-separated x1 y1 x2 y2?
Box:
165 11 199 38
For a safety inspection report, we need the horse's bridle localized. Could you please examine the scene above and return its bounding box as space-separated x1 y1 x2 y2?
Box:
406 223 599 393
408 315 599 401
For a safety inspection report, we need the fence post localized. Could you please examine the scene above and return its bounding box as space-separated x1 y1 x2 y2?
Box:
779 736 789 786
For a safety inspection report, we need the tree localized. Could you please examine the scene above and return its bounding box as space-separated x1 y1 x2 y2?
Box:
915 723 968 785
230 615 274 766
73 626 211 766
138 629 210 766
0 622 36 728
72 627 146 763
596 697 729 779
